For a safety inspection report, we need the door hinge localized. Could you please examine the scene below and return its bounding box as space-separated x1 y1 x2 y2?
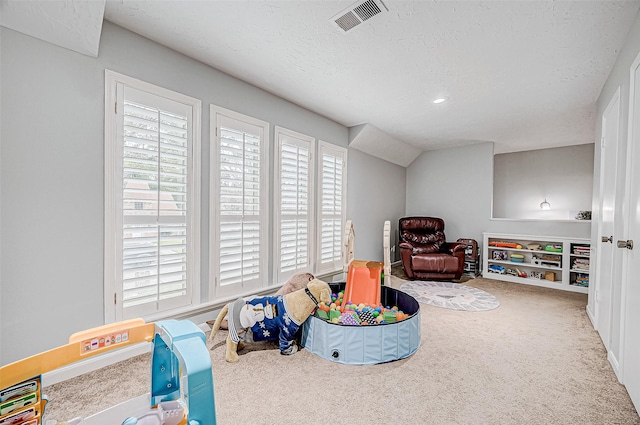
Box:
601 137 606 148
114 292 117 305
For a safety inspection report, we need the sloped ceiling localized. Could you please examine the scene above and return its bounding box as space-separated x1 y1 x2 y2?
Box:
2 1 639 165
0 0 105 57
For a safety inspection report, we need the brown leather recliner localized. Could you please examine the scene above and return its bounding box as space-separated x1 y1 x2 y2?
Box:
398 217 466 280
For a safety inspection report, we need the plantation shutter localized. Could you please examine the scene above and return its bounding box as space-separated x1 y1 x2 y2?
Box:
118 85 195 318
317 142 347 274
275 128 314 282
213 110 268 296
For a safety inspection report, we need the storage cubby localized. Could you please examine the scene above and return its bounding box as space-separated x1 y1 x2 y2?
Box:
482 233 590 294
569 243 590 288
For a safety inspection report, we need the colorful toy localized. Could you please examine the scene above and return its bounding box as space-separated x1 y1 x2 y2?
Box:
545 243 563 252
0 319 216 425
301 220 421 365
510 253 524 263
213 272 315 331
489 241 523 249
489 264 506 274
208 278 331 362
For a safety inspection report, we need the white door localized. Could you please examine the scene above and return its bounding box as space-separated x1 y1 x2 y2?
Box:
621 55 640 412
596 88 621 352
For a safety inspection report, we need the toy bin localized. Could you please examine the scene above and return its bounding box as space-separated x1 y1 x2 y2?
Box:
300 283 420 365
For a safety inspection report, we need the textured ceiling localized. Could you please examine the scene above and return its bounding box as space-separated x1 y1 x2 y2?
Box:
3 1 639 163
0 0 105 57
102 0 639 157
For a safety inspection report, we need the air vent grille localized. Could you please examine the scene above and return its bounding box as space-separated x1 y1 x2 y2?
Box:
335 11 361 32
331 0 388 33
353 0 381 21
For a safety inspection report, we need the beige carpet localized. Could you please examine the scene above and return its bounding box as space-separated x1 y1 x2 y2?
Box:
43 275 639 424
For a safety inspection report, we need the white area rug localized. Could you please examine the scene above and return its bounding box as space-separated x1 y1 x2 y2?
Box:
400 281 500 311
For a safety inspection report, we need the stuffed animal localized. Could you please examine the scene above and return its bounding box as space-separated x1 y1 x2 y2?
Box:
209 272 315 331
274 272 315 296
209 278 331 363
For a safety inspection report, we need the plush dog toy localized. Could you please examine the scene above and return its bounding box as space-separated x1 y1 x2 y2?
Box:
210 272 315 331
209 278 331 363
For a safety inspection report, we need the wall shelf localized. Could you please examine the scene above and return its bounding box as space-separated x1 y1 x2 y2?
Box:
483 233 590 294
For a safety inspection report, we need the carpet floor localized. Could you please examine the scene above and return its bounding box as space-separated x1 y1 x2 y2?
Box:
42 273 639 424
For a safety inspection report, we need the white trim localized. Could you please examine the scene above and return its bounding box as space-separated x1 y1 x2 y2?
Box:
315 141 348 275
209 105 270 299
273 126 316 284
489 218 591 223
608 350 622 383
104 70 201 323
586 304 596 328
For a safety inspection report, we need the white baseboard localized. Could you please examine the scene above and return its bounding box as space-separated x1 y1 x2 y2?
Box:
586 304 596 328
608 350 623 383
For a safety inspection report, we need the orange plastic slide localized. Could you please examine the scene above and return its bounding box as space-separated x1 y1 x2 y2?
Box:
341 260 383 312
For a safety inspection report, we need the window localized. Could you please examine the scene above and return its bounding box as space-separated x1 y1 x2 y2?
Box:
105 71 201 321
210 106 269 298
274 127 315 283
316 141 347 275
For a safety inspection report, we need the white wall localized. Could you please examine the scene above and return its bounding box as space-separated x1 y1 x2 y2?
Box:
590 12 640 365
407 142 591 252
346 148 406 262
493 144 594 220
0 21 359 364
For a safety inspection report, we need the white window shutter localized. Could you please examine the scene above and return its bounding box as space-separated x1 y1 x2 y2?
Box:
211 107 269 297
275 127 314 283
105 71 201 322
122 94 189 313
316 142 347 275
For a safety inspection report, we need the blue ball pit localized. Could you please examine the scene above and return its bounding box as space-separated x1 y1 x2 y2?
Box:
300 283 421 365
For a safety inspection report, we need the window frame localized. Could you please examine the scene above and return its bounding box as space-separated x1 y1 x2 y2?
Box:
273 126 316 284
315 141 348 275
209 105 270 299
104 70 201 323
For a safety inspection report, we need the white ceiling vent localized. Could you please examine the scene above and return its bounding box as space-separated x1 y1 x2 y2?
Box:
331 0 388 33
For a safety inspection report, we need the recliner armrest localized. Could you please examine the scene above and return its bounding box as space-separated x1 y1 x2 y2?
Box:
399 241 415 250
444 242 466 254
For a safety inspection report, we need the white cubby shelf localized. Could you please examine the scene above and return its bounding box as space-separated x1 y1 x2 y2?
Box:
482 233 590 294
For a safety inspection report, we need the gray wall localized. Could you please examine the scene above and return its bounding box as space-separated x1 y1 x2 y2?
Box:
406 142 591 250
407 143 494 245
0 21 362 364
493 144 594 220
346 148 406 262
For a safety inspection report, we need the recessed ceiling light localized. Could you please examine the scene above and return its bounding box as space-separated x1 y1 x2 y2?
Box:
433 98 447 104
